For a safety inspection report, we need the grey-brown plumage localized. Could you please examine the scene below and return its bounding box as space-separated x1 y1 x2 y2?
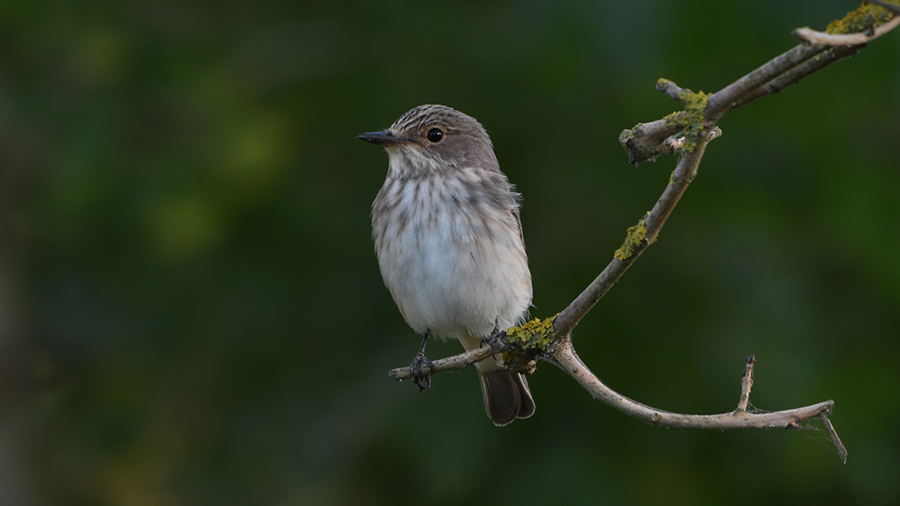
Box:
359 104 535 426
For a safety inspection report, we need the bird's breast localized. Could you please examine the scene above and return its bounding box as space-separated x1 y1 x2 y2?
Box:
372 170 532 339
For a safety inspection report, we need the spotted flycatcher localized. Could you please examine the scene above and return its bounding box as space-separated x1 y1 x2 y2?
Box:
359 104 535 426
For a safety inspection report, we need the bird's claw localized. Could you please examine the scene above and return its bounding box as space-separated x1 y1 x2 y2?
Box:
409 352 433 391
480 322 504 358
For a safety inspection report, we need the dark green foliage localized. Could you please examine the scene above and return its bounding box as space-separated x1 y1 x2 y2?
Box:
5 0 899 504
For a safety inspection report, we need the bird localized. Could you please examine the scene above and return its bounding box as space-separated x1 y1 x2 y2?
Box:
358 104 535 426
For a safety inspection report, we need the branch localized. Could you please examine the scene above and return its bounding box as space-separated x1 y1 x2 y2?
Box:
388 344 495 381
556 127 714 338
551 341 839 442
385 5 894 461
388 342 849 463
620 1 900 165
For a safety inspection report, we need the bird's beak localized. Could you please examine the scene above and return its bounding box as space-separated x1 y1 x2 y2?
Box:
357 130 406 146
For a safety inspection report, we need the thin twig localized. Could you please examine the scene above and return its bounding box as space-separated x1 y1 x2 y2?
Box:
621 42 846 166
555 126 714 337
705 42 827 121
620 10 900 164
819 412 849 464
793 15 900 46
726 45 862 111
388 344 496 381
736 355 756 412
550 341 832 430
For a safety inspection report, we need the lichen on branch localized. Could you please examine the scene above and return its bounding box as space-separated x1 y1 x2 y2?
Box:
501 315 557 374
664 90 711 153
827 1 896 34
505 316 556 351
613 215 649 260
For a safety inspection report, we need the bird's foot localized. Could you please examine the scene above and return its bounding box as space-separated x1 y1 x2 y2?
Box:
480 320 504 358
409 332 433 391
409 352 433 391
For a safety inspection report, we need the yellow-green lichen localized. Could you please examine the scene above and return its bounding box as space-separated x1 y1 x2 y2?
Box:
506 315 557 351
663 111 682 124
614 215 649 260
662 90 710 153
826 1 896 34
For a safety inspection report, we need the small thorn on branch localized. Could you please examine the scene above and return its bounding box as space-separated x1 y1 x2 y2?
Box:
736 354 756 412
820 412 849 464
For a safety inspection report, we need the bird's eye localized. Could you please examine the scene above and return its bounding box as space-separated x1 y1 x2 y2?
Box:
426 128 444 143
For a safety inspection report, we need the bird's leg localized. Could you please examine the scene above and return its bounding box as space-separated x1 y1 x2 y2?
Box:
409 331 434 391
480 319 503 358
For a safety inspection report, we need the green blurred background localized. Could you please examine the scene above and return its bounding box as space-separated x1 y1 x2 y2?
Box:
1 0 898 504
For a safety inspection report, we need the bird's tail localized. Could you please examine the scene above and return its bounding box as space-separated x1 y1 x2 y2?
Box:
458 332 535 426
479 369 535 426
